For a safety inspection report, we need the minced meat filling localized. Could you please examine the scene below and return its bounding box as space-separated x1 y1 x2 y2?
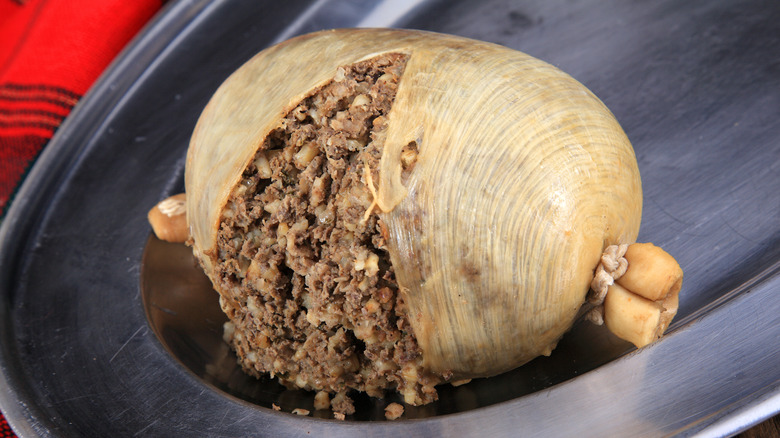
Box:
213 52 444 415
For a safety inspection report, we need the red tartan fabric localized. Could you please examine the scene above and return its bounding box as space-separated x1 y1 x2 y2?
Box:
0 413 13 438
0 0 163 216
0 0 163 434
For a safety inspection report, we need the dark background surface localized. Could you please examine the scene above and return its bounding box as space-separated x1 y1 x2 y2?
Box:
1 0 778 436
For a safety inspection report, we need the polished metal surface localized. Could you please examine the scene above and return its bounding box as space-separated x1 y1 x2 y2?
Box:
1 0 778 436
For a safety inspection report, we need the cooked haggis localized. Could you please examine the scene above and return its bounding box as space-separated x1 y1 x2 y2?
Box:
213 53 444 414
175 29 683 421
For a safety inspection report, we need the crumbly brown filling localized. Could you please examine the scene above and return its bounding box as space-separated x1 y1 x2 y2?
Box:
213 52 443 415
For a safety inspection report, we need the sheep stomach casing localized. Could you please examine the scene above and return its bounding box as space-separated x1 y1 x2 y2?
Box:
185 29 642 380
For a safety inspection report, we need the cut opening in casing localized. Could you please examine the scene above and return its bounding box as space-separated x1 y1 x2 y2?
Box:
209 52 446 414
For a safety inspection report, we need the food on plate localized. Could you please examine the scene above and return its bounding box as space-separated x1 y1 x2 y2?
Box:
148 28 683 416
147 193 187 243
384 402 404 420
590 242 683 347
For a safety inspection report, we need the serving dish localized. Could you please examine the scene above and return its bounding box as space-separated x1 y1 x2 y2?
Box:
1 0 778 436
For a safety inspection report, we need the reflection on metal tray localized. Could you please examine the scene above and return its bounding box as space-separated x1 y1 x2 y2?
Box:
1 0 778 436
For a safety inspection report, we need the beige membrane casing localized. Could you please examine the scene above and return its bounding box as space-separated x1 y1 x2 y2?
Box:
186 29 642 379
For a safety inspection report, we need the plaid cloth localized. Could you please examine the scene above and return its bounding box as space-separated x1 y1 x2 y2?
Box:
0 0 162 217
0 415 12 438
0 0 163 434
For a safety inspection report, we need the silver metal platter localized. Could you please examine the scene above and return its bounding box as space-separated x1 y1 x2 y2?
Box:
1 0 778 436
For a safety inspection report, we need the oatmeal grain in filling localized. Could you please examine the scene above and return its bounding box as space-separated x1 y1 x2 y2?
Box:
213 52 444 415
